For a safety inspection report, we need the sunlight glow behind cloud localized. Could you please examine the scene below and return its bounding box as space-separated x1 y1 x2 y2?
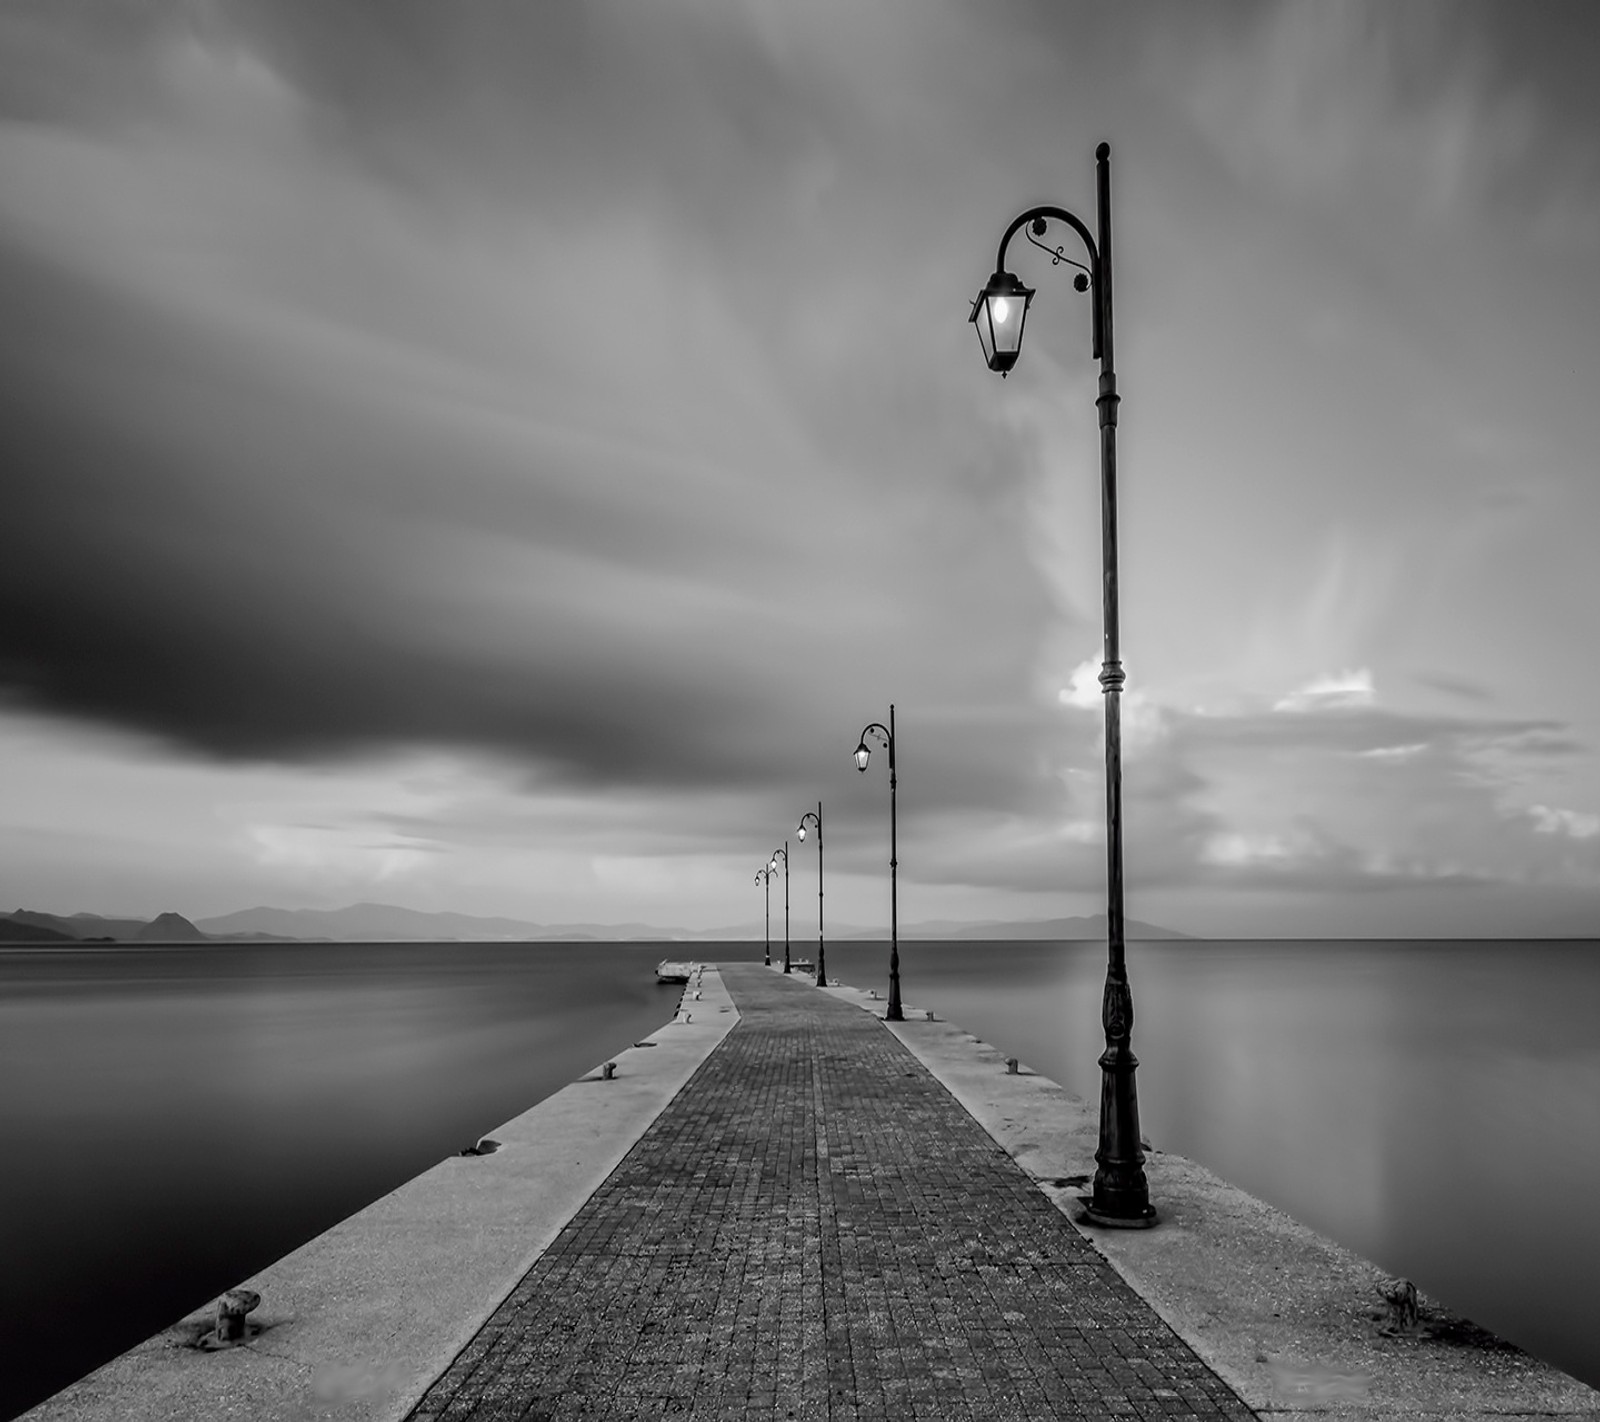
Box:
1274 670 1377 713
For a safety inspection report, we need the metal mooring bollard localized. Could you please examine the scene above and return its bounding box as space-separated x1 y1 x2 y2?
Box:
1005 1057 1019 1075
215 1288 261 1343
601 1061 617 1080
925 1009 935 1021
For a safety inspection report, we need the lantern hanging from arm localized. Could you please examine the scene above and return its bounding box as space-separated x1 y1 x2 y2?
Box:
969 270 1035 375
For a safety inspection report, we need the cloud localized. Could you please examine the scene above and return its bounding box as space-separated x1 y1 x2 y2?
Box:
1202 832 1293 869
1157 1 1594 247
1413 672 1494 703
1274 669 1376 713
1148 689 1597 897
0 4 1070 823
1528 805 1600 840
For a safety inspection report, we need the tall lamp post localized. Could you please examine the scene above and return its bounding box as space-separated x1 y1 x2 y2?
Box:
969 141 1155 1228
854 704 902 1021
769 845 791 973
755 864 777 967
795 803 824 988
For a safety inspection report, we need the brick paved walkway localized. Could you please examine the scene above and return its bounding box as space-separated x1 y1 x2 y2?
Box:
407 965 1257 1421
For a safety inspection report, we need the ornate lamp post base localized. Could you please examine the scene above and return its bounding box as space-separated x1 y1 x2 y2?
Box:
1083 978 1156 1229
1083 1201 1158 1229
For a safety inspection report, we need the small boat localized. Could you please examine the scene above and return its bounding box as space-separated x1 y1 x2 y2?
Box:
656 959 696 984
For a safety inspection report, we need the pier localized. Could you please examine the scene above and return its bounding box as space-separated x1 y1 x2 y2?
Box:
23 964 1600 1420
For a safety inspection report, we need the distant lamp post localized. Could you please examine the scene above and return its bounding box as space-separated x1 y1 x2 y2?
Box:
795 803 825 987
854 704 902 1021
755 864 777 966
770 845 791 973
970 142 1155 1229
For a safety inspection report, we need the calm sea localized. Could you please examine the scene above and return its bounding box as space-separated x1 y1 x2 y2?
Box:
2 937 1597 1418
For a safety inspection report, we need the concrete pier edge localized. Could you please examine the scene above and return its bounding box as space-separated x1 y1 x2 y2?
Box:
815 972 1600 1420
22 960 1600 1421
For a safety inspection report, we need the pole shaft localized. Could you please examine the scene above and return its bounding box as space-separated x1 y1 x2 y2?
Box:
1087 141 1153 1226
816 801 825 988
887 703 902 1019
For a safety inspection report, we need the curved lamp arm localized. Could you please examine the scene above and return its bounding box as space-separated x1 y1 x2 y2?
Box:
972 146 1113 372
854 721 892 772
994 205 1098 281
990 204 1102 360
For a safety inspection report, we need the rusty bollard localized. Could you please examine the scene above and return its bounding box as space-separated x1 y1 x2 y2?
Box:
215 1288 261 1343
601 1061 616 1079
1005 1057 1019 1075
1379 1278 1420 1333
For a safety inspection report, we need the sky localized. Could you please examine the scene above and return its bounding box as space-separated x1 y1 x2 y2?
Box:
3 0 1600 938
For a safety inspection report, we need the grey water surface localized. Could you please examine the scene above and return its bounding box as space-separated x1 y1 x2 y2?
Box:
2 937 1597 1419
0 940 689 1420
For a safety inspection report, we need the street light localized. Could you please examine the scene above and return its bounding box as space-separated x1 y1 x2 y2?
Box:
755 863 777 967
770 845 791 973
854 704 902 1021
970 142 1156 1229
795 803 824 988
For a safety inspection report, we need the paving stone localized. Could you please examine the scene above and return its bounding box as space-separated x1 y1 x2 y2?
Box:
407 966 1257 1420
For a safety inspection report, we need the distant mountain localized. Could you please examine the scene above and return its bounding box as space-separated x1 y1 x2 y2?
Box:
134 912 206 942
0 916 76 943
194 902 687 942
6 909 151 940
8 900 1189 946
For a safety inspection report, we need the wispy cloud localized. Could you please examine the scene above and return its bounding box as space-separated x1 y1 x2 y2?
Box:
1156 1 1593 246
1274 669 1375 713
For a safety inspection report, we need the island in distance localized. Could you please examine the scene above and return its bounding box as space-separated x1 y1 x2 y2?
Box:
1 902 1190 944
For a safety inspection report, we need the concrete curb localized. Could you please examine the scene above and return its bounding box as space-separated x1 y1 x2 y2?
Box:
22 967 739 1422
820 976 1600 1420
